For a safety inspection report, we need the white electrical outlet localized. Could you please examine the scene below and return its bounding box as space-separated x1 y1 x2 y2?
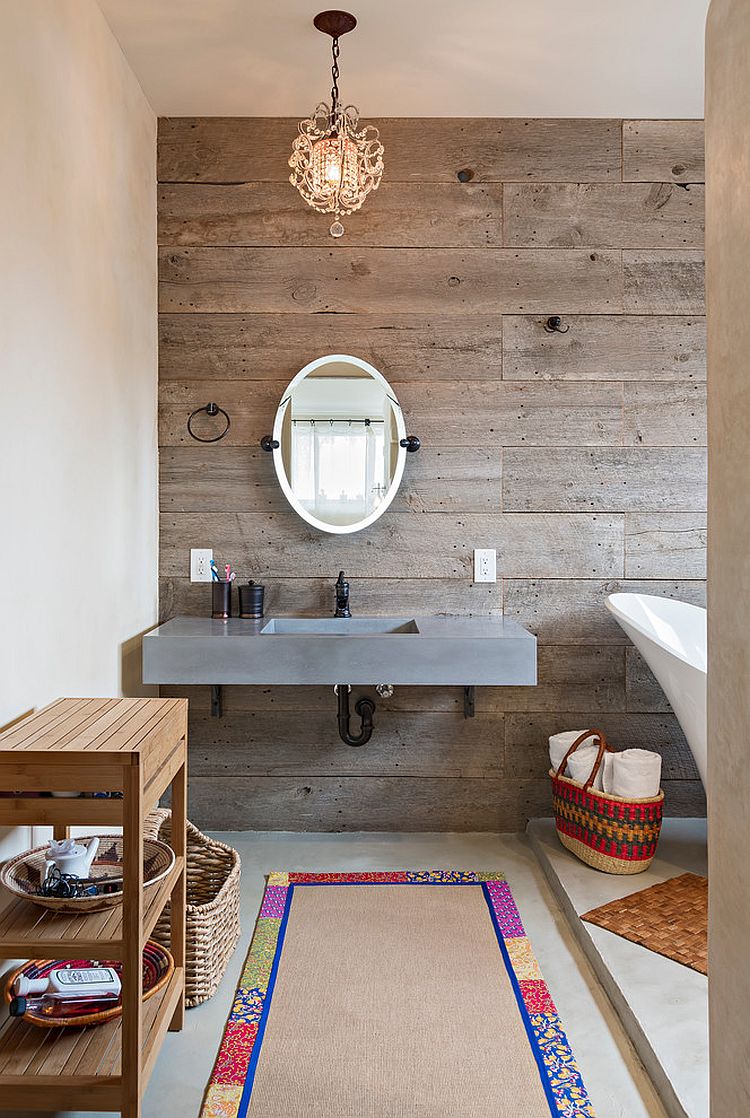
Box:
473 548 497 583
190 548 213 583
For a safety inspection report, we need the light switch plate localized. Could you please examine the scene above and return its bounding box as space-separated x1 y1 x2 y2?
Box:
474 548 497 583
190 548 213 582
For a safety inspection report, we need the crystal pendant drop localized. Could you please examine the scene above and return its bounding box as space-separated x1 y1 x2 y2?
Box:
330 220 345 238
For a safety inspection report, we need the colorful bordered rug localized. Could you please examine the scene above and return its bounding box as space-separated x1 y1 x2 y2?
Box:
201 872 595 1118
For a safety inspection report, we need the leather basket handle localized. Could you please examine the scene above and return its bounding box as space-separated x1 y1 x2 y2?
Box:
555 728 613 790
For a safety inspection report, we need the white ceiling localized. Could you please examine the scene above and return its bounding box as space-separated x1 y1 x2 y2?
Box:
97 0 709 119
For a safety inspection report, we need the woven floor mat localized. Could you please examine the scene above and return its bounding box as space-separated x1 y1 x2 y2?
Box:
582 871 707 975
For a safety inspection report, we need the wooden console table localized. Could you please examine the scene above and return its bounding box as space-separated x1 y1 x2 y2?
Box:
0 697 188 1118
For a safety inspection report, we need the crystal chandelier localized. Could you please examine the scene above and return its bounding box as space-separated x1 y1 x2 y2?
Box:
289 10 384 238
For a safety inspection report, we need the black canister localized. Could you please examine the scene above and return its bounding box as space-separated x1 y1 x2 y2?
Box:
211 580 232 619
239 580 265 619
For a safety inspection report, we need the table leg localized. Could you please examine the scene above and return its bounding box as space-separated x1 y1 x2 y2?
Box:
122 762 144 1118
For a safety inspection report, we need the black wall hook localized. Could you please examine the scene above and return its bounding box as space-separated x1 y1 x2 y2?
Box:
187 402 231 443
544 315 570 334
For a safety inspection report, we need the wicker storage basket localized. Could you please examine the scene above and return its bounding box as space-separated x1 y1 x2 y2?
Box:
551 729 664 875
144 808 241 1007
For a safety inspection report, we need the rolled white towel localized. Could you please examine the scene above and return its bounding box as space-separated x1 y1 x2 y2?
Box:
567 743 605 790
601 750 616 794
611 749 662 799
549 730 589 775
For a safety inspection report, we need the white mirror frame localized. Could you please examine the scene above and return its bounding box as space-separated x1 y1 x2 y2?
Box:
271 353 408 535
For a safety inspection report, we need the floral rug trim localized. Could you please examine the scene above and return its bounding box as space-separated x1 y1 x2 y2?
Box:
201 871 595 1118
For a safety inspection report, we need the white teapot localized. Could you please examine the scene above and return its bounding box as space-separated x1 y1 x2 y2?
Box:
44 836 100 881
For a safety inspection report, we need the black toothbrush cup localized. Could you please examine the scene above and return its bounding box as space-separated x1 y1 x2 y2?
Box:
211 580 232 619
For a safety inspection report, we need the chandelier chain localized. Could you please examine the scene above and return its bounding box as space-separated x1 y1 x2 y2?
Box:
330 37 340 116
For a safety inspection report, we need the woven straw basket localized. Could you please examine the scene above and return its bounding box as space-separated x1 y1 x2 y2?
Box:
551 729 664 875
144 809 241 1007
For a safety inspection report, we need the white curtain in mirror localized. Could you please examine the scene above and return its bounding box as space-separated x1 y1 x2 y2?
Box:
291 419 387 525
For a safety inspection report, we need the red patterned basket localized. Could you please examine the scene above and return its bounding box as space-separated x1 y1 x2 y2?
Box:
551 729 664 875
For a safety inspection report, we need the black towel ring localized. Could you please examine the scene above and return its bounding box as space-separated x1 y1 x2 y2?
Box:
187 402 231 443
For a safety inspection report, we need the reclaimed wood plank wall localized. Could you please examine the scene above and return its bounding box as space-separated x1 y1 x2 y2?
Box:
157 117 706 831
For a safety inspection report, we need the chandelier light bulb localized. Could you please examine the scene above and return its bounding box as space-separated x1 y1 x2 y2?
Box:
289 11 384 238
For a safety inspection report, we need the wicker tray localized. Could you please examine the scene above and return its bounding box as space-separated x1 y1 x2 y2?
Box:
145 809 241 1007
3 941 174 1027
0 836 175 913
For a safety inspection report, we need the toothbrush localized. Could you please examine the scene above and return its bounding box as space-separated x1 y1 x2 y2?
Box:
210 560 220 582
225 563 231 582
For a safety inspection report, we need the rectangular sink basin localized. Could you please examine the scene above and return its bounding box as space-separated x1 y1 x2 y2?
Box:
261 617 419 635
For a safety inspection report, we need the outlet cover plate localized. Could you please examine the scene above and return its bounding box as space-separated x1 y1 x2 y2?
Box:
190 548 213 583
474 548 497 583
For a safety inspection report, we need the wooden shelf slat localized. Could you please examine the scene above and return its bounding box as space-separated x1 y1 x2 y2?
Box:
0 796 124 827
0 857 184 958
0 968 183 1109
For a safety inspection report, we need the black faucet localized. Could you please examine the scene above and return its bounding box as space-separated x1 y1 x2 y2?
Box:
334 570 351 617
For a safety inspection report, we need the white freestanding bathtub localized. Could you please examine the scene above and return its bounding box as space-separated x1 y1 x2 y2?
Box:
606 593 707 788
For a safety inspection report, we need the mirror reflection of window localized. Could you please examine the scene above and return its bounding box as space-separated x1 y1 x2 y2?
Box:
289 377 392 527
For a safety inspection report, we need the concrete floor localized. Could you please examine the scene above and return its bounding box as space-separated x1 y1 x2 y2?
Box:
529 818 709 1118
2 831 670 1118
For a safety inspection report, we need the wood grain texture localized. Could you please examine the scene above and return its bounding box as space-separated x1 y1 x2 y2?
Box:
502 579 706 645
160 445 503 514
159 379 624 447
160 511 625 579
158 118 621 184
503 448 707 512
503 314 706 382
625 514 707 578
159 247 623 315
158 116 707 830
159 183 503 248
159 313 504 381
623 250 705 313
159 577 502 623
622 120 705 183
623 381 706 446
185 775 553 832
504 183 704 249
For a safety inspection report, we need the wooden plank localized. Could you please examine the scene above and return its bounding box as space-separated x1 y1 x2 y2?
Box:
185 775 553 832
158 117 621 184
503 314 706 382
502 578 706 645
623 250 705 313
159 576 502 622
158 182 503 248
622 120 705 183
479 646 625 713
626 648 672 713
623 381 707 446
160 511 625 579
188 710 505 778
159 312 504 382
503 448 707 513
625 513 707 578
504 711 699 780
159 380 623 448
160 445 502 515
159 247 623 315
504 183 704 249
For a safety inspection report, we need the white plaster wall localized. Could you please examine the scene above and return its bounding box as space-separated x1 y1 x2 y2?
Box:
0 0 157 860
706 1 750 1112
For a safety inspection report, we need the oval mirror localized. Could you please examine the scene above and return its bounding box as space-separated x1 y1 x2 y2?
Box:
270 354 407 534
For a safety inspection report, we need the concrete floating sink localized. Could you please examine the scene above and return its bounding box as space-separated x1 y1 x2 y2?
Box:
143 615 537 687
261 617 420 635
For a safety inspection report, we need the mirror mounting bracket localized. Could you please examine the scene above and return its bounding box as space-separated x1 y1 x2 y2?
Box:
399 435 421 453
260 435 280 451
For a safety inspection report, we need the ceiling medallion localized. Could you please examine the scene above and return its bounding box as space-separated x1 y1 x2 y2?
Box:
289 10 384 238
